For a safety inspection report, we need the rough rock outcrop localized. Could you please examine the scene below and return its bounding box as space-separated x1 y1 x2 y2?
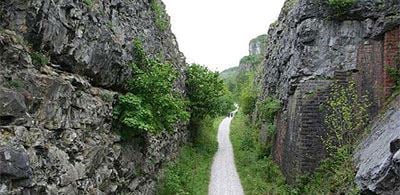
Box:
0 0 188 194
257 0 400 186
0 0 186 91
238 34 267 72
249 35 267 57
355 95 400 194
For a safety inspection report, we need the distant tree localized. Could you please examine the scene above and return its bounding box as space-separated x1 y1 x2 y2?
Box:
186 64 234 121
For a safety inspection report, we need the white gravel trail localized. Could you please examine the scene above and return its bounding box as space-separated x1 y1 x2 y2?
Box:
208 110 244 195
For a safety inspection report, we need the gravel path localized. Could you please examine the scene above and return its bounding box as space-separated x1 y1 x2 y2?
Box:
208 110 244 195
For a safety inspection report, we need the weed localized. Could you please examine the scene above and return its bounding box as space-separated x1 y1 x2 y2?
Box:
5 79 23 90
151 0 169 31
31 51 49 66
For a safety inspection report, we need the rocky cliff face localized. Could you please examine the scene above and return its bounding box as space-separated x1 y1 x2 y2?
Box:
238 34 267 72
256 0 400 191
0 0 187 194
355 95 400 194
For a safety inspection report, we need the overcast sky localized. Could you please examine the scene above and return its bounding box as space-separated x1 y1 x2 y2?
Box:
163 0 286 72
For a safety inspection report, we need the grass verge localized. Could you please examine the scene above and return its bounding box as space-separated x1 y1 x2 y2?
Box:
231 111 360 194
230 111 290 194
158 116 223 195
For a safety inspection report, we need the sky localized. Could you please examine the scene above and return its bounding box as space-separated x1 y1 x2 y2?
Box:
163 0 286 72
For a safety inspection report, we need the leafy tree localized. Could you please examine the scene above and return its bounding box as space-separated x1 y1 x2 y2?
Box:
239 73 257 116
186 64 233 120
113 39 189 138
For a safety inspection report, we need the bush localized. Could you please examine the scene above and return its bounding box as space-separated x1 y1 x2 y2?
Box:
387 66 400 92
151 0 169 31
186 64 233 120
31 51 49 66
113 39 189 138
258 97 281 123
240 91 257 116
294 146 360 194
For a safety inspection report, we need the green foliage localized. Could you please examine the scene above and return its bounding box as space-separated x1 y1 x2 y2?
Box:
258 97 281 123
83 0 94 7
327 0 356 11
239 55 262 66
113 39 189 138
100 92 114 102
240 89 257 116
187 64 233 120
323 81 369 154
231 112 291 194
158 117 223 195
219 67 239 95
113 94 155 135
5 79 23 90
31 51 49 66
151 0 169 31
292 80 368 194
294 146 360 194
387 66 400 92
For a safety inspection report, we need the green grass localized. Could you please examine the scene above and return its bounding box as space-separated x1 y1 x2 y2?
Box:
230 112 290 195
158 116 223 195
231 111 360 194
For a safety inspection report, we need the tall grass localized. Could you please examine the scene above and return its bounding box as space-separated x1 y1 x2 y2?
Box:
158 116 223 195
230 112 290 194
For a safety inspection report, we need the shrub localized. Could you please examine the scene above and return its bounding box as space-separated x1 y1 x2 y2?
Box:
186 64 232 120
31 51 49 66
258 97 281 123
387 66 400 92
240 90 257 116
113 39 189 138
151 0 169 31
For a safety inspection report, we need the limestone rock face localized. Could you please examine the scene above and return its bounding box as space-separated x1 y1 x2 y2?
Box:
0 0 188 194
238 34 267 72
355 95 400 194
249 35 267 57
256 0 400 189
0 0 186 91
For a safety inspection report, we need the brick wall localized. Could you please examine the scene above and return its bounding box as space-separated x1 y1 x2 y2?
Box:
355 40 384 116
384 27 400 97
273 26 400 184
276 79 333 182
